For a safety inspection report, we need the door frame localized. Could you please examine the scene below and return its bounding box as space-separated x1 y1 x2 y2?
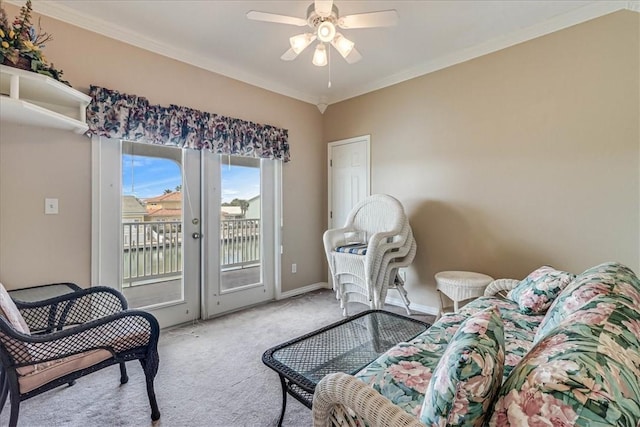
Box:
92 138 283 325
327 135 371 231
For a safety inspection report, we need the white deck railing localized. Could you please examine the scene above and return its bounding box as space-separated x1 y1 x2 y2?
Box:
220 219 260 269
122 219 260 286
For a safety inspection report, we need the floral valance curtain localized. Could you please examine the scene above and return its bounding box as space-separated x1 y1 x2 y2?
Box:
86 86 290 162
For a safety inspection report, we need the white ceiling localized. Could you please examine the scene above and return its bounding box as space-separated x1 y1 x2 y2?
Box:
19 1 638 107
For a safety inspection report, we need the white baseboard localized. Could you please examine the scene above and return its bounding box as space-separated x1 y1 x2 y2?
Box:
278 282 330 299
385 296 440 316
278 283 439 316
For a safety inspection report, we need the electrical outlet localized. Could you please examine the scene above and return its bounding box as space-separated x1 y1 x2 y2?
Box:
292 263 297 274
45 198 59 215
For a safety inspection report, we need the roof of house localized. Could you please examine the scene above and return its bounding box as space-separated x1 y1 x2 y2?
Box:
122 195 147 215
144 192 182 203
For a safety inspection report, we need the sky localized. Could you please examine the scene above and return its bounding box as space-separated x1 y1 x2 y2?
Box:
122 154 260 202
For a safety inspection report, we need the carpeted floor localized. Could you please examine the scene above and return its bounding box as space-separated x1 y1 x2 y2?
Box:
1 289 434 427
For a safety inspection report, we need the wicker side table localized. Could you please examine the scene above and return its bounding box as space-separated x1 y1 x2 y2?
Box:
435 271 494 319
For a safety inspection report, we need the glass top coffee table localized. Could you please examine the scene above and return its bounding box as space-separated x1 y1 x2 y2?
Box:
262 310 430 426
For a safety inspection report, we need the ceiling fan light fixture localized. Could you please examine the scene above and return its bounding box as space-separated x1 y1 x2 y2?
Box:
317 21 336 42
312 43 328 66
332 33 355 58
290 33 316 54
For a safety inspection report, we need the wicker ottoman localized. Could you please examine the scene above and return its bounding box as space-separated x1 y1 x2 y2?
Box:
435 271 494 319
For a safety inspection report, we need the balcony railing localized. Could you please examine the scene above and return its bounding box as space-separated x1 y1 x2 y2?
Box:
220 219 260 269
122 219 260 287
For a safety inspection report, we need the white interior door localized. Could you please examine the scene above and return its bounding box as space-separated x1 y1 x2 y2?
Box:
202 152 278 318
328 135 371 230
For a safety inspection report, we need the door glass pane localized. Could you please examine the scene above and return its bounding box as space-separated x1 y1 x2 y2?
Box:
121 142 184 308
220 156 261 292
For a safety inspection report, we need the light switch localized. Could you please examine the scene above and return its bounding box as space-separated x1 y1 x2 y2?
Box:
45 198 59 215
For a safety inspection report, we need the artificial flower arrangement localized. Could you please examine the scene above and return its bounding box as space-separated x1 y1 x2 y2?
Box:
0 0 69 85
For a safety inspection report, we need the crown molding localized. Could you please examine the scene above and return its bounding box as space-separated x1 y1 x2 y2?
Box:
326 1 636 104
9 1 637 107
9 0 319 104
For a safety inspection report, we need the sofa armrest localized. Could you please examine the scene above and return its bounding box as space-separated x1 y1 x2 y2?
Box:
484 279 519 298
313 372 423 427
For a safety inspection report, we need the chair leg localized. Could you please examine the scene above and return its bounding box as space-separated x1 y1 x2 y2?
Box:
120 362 129 384
8 388 20 427
140 354 161 421
396 284 412 315
0 369 8 411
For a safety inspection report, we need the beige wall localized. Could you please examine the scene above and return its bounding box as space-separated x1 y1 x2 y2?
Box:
324 11 640 311
0 4 324 291
2 7 638 315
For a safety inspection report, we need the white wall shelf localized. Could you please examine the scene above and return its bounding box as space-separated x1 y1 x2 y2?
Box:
0 64 90 134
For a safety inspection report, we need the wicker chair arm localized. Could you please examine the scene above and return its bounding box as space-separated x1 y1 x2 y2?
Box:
484 279 520 297
14 286 127 310
324 227 356 250
365 222 410 279
313 373 423 427
16 286 128 332
0 310 159 366
9 282 82 297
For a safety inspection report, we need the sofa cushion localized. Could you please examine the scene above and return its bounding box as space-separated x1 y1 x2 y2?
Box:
16 349 112 394
459 296 543 380
420 306 505 427
488 263 640 426
507 266 575 315
354 307 474 418
534 261 635 343
354 296 542 419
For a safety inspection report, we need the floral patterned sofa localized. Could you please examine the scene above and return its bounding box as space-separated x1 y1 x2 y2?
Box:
312 262 640 426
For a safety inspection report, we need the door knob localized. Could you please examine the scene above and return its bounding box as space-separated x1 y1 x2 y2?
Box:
192 232 201 239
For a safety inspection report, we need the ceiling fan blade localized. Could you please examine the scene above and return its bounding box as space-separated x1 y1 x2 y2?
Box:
247 11 308 27
345 48 362 64
314 0 333 18
280 48 299 61
338 10 399 29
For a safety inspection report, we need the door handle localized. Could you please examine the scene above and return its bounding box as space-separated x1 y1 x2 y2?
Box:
192 232 201 239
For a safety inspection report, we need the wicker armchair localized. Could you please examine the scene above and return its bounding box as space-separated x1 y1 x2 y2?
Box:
323 194 416 315
0 282 160 426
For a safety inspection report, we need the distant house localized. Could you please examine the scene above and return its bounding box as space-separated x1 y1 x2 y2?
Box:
146 208 182 222
122 196 149 246
122 196 147 222
245 195 260 219
220 206 243 219
144 192 182 222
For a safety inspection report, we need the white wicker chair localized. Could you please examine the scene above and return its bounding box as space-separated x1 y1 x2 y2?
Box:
376 237 417 314
323 195 416 315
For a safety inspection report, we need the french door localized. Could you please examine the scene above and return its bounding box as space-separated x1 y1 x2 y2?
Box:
202 152 277 317
93 138 279 328
93 139 201 328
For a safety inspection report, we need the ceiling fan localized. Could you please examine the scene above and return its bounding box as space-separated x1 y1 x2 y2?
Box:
247 0 398 67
